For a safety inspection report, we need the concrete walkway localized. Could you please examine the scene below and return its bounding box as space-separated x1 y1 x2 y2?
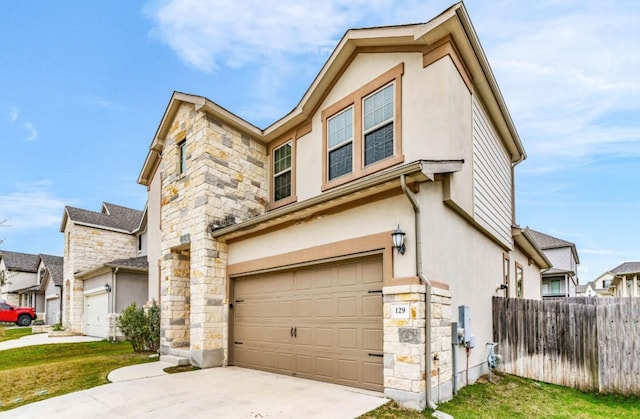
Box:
1 366 388 419
0 332 102 351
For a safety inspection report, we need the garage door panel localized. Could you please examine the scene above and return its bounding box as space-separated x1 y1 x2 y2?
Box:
362 328 383 351
362 294 383 316
338 328 357 349
338 296 357 317
233 255 383 392
316 328 332 347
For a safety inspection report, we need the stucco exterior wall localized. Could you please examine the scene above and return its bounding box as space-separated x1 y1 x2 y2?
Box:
115 272 148 312
147 165 163 303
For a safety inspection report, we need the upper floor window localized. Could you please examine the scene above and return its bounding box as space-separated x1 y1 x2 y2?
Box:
503 254 510 296
137 235 143 254
39 267 45 285
363 84 394 166
327 107 353 180
322 63 404 190
273 142 292 202
178 140 187 175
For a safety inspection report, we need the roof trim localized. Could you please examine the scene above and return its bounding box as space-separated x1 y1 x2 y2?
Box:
512 227 552 270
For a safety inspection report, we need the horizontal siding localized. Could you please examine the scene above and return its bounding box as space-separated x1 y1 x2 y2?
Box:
472 97 512 246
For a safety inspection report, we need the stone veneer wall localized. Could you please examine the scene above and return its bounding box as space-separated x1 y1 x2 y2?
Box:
383 284 452 410
62 224 137 332
159 103 268 367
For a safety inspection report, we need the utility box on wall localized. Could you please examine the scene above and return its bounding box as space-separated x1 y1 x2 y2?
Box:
458 305 471 344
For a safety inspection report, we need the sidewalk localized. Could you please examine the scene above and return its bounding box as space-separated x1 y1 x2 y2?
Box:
0 332 102 351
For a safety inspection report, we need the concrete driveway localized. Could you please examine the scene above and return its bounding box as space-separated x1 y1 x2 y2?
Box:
1 366 388 419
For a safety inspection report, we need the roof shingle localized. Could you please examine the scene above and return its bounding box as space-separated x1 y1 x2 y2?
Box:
0 250 39 272
611 262 640 276
64 202 143 233
39 254 64 286
526 229 575 249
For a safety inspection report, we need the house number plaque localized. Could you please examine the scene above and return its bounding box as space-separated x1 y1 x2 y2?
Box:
391 303 410 319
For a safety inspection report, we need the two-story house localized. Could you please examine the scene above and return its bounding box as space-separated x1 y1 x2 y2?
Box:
527 229 580 299
60 202 149 338
0 250 40 309
138 3 544 409
608 262 640 297
35 254 64 325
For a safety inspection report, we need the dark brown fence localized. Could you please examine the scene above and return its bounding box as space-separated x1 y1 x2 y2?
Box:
493 297 640 395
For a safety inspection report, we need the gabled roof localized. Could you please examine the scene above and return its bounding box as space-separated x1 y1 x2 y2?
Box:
0 250 39 272
38 254 64 286
139 2 526 186
511 226 552 270
526 228 580 265
60 202 144 234
611 262 640 276
75 256 148 280
105 256 148 270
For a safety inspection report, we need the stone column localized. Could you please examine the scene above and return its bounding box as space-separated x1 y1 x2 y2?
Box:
430 286 452 403
383 284 427 410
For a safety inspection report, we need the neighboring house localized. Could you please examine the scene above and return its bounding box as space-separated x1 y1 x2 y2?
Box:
591 271 615 296
0 250 39 309
138 3 543 409
609 262 640 297
75 256 148 338
60 202 148 338
36 254 64 325
575 281 596 298
526 229 580 299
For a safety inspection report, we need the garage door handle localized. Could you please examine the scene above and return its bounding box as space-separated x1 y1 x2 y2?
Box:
293 327 297 338
368 353 383 358
290 327 294 337
368 289 382 294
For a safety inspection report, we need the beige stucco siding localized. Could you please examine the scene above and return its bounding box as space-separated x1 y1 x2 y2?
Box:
472 96 512 247
115 272 148 312
147 165 163 303
510 245 543 300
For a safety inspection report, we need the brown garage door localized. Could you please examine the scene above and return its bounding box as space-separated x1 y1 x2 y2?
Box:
232 255 383 391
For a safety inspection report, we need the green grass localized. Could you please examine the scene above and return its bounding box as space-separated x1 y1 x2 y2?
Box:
0 340 155 411
0 327 32 342
360 373 640 419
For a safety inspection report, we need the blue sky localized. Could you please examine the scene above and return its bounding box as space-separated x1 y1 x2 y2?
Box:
0 1 638 283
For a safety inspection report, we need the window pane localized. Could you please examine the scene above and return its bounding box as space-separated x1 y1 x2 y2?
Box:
364 122 393 166
274 143 291 174
274 171 291 201
328 107 353 148
178 141 187 174
364 84 393 131
328 142 352 180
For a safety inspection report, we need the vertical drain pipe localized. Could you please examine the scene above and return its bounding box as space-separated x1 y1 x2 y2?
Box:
400 175 437 411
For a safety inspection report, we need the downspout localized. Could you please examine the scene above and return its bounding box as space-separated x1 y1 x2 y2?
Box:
112 267 119 342
400 175 437 411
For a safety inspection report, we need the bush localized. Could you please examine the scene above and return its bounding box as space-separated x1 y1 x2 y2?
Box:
52 323 64 331
117 301 160 352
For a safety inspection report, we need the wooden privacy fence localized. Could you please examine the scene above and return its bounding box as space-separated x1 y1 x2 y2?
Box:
493 297 640 395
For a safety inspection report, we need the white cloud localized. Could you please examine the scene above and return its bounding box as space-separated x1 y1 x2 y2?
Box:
22 122 38 142
8 110 18 122
84 96 134 112
0 180 69 232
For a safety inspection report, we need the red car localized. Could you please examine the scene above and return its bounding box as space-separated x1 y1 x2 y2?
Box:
0 302 36 326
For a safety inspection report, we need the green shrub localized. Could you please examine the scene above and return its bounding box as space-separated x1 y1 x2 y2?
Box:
117 301 160 352
52 323 64 331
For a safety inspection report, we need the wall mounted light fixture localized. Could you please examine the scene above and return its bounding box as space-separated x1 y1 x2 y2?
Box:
391 225 406 255
104 284 112 293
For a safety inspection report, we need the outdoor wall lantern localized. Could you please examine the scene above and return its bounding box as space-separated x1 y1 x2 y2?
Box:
104 284 112 293
391 225 406 255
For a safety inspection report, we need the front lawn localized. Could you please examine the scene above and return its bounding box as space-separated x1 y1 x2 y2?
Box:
0 326 32 342
0 340 154 411
360 373 640 418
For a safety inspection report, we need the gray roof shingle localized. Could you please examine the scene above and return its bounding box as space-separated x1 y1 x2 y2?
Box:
105 256 148 271
39 254 64 286
526 229 575 249
65 202 143 233
611 262 640 276
0 250 39 272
